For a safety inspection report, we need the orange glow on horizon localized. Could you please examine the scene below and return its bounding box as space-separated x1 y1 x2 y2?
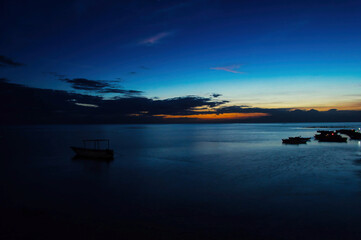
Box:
155 112 269 120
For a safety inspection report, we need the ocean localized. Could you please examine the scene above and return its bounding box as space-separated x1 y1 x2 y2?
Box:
1 123 361 239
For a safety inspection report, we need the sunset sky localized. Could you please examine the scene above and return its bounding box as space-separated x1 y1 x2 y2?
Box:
1 0 361 123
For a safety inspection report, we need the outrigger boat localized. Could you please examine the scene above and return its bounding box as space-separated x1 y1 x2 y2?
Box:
71 139 114 160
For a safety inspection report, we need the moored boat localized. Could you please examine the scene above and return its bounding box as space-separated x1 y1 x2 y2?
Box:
71 139 114 160
314 130 334 140
314 131 347 142
291 136 311 141
349 133 361 140
282 136 309 144
336 129 361 140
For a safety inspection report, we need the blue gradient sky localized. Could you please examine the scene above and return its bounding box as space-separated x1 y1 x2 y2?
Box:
1 0 361 110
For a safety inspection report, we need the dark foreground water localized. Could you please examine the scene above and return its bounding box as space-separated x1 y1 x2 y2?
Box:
1 123 361 240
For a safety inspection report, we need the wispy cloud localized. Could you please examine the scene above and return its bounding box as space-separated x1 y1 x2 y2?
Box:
75 103 99 108
210 64 244 74
0 55 24 67
139 31 172 45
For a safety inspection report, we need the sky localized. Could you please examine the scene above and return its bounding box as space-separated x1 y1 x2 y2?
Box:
1 0 361 123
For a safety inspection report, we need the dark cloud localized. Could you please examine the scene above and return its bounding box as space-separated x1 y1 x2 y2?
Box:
43 72 66 78
61 77 142 96
129 72 137 75
0 81 226 124
61 78 110 91
0 79 101 124
98 88 143 95
143 96 228 116
215 106 286 114
0 55 24 67
212 93 222 98
1 80 361 124
96 95 228 118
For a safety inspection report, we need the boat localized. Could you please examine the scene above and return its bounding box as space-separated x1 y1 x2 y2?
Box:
282 136 309 144
314 130 335 140
336 129 356 135
336 129 361 140
349 133 361 140
314 130 334 139
292 136 311 141
314 131 347 142
71 139 114 160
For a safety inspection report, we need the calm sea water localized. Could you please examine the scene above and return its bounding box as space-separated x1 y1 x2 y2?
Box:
1 123 361 239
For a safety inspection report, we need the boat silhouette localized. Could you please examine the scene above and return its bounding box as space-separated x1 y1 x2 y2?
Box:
314 131 347 142
336 129 361 140
282 136 310 144
71 139 114 160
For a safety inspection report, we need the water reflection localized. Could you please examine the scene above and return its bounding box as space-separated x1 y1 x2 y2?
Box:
353 158 361 166
2 123 361 239
72 156 112 173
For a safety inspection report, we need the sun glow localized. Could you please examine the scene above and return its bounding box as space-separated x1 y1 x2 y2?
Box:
155 112 269 120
